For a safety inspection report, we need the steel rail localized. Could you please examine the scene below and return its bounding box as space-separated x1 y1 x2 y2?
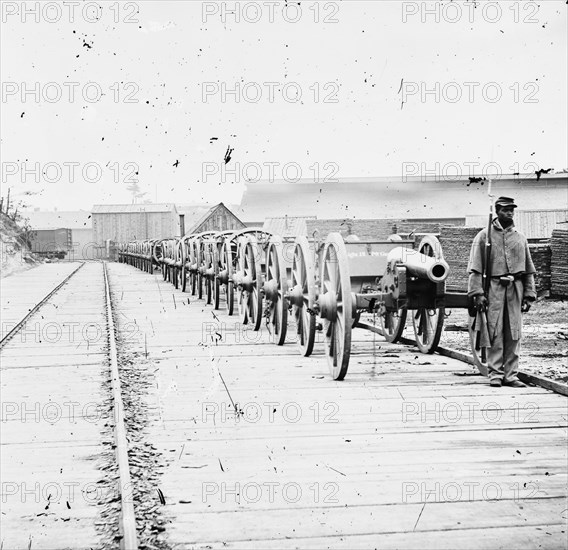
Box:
355 320 568 397
0 262 85 350
103 261 138 550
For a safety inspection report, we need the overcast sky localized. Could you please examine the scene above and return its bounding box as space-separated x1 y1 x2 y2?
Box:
1 0 566 212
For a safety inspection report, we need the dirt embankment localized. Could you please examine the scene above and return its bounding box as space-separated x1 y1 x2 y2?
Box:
0 212 42 278
443 300 568 383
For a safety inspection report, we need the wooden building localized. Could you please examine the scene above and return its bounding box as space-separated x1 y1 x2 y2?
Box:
466 209 568 240
240 173 568 225
181 202 246 235
92 204 179 245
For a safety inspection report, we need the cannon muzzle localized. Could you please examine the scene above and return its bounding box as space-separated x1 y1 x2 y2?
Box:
386 247 449 283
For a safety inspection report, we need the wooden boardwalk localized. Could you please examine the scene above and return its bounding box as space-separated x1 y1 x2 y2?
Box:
1 263 110 550
108 262 568 550
1 263 83 342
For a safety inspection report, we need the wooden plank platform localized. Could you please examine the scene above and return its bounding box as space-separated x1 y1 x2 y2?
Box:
1 263 110 550
108 263 568 550
1 262 83 336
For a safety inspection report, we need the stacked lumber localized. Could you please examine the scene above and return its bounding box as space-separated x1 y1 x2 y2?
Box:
529 243 551 293
439 226 482 292
305 219 397 241
395 222 443 235
551 228 568 297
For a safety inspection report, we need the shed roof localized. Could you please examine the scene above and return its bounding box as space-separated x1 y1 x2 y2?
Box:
176 204 212 232
188 204 220 233
239 173 568 222
263 217 316 238
176 203 246 234
92 203 178 214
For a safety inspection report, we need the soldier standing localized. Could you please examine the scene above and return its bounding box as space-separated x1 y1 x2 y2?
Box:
467 196 536 387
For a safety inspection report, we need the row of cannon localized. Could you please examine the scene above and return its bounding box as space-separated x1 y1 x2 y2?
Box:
118 229 484 380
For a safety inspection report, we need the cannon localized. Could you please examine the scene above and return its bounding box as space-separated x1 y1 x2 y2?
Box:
215 231 239 315
211 230 241 313
232 229 291 345
183 234 201 297
118 228 484 381
282 232 470 380
120 240 156 272
194 232 219 305
159 239 178 284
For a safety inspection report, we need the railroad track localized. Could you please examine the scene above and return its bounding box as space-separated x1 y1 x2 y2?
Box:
1 262 139 549
356 320 568 397
119 230 568 396
109 260 568 549
2 260 565 548
0 262 85 350
103 262 138 550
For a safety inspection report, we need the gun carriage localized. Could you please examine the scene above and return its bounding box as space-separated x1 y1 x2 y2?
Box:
158 238 176 283
286 232 465 379
119 228 481 380
231 230 292 344
120 239 160 273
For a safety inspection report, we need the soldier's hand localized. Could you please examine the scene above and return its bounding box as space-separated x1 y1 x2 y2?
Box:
521 299 531 313
474 295 488 312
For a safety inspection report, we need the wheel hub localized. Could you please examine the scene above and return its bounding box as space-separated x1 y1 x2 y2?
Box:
287 284 304 307
263 279 279 301
218 269 229 284
240 274 253 291
318 291 337 321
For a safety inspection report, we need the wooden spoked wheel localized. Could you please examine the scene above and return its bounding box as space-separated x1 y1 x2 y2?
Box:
290 236 316 356
207 255 214 306
181 263 187 292
195 239 204 300
208 239 217 306
181 265 187 291
213 267 221 309
182 237 194 293
380 308 407 343
205 277 212 305
318 233 353 381
237 236 263 330
188 238 199 296
264 236 288 346
201 240 214 305
165 240 175 283
213 238 224 310
411 235 445 354
219 238 236 315
180 239 188 292
212 278 220 309
213 241 220 309
468 319 489 377
172 241 181 290
152 241 162 276
145 243 152 273
197 272 204 300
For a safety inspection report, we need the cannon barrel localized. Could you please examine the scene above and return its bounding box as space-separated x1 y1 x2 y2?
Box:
386 247 449 283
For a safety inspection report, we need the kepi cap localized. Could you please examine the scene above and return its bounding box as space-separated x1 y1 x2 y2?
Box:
495 196 517 209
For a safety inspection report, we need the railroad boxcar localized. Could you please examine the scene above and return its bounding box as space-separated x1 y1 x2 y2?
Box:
28 228 73 259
